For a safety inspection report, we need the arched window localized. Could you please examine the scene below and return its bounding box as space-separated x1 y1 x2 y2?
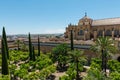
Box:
98 30 103 36
79 30 84 35
105 30 112 36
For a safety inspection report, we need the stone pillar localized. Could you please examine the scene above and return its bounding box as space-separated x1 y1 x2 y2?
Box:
84 32 86 40
76 30 79 40
112 30 114 39
94 31 97 40
118 29 120 38
69 32 71 40
73 30 75 39
75 31 76 39
103 31 105 37
84 31 87 40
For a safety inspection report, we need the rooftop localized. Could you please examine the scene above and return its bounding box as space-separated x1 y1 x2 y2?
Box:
92 17 120 26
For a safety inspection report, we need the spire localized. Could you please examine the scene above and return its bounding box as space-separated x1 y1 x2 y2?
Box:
81 12 92 20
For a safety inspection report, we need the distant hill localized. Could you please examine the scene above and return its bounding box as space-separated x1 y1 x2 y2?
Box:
3 33 64 38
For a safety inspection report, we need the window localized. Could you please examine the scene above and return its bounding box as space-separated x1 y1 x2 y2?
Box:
84 22 89 25
80 22 83 25
98 30 103 36
114 30 119 36
79 30 84 35
105 30 111 36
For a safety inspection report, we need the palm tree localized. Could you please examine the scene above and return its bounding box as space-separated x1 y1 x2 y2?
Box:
69 50 85 80
15 39 21 50
21 42 28 51
91 36 117 74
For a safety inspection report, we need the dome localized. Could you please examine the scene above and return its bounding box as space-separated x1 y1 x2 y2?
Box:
81 13 92 20
78 13 93 25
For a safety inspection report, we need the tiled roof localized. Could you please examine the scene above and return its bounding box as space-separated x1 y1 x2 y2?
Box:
92 17 120 26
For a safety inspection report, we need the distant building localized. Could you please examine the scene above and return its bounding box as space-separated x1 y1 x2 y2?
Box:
65 13 120 40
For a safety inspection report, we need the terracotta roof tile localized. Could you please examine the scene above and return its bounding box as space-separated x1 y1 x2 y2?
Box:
92 17 120 26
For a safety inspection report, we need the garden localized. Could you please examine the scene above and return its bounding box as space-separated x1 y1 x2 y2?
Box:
0 28 120 80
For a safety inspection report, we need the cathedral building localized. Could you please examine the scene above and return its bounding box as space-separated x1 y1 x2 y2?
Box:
64 13 120 40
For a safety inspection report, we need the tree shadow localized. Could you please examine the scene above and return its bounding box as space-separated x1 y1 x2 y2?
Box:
117 56 120 62
57 65 69 72
46 74 55 80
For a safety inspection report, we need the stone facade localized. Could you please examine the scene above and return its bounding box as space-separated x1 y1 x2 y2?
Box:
64 14 120 40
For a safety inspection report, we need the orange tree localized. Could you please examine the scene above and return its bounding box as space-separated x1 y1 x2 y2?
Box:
69 50 85 80
51 43 69 71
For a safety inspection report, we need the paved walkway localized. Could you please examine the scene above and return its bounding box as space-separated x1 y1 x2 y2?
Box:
52 72 66 80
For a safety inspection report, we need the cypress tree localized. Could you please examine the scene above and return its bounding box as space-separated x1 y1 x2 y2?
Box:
70 30 74 50
32 46 36 61
28 33 32 60
2 27 9 59
38 35 40 56
1 38 9 75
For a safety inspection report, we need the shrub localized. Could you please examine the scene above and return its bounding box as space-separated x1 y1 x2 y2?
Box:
109 72 120 80
108 60 120 73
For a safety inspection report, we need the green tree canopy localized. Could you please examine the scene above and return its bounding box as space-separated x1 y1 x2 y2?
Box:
69 50 86 80
51 43 68 71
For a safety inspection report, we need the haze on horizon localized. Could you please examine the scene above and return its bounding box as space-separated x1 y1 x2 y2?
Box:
0 0 120 35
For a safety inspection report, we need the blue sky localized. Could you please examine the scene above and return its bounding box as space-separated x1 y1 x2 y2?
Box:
0 0 120 34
